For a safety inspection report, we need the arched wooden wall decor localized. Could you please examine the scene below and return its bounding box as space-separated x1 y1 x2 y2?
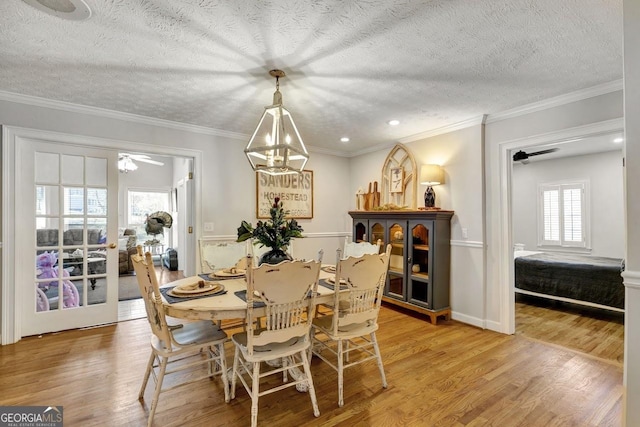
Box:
381 144 418 209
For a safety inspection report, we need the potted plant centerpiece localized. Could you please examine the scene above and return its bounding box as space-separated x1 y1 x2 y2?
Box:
236 197 304 265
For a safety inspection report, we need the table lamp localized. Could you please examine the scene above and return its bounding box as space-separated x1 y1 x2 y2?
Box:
420 164 444 209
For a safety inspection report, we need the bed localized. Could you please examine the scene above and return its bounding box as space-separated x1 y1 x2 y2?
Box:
514 250 625 311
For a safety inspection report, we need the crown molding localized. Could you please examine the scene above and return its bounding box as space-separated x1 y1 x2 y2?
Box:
0 90 353 157
397 115 487 144
0 90 248 140
349 140 399 158
486 79 623 124
306 144 351 157
348 115 488 158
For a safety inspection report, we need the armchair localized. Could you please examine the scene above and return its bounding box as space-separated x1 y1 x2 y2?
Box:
119 229 137 274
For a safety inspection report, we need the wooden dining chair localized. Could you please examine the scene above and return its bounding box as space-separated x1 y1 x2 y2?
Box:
131 246 229 427
230 255 322 427
310 244 391 407
342 236 382 259
198 239 249 273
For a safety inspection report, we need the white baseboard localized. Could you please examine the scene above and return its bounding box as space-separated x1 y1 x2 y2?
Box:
451 311 485 329
483 319 504 333
451 312 504 333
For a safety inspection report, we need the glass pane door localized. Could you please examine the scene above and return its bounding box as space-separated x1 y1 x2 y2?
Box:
408 222 430 308
370 221 385 246
386 221 405 300
21 140 118 337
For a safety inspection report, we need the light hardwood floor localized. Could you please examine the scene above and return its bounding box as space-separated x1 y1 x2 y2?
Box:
0 304 622 426
515 293 624 366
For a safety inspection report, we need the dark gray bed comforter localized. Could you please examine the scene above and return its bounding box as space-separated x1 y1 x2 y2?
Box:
515 252 625 309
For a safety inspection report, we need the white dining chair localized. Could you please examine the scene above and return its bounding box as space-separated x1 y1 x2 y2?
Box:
132 246 229 427
342 236 382 259
310 244 392 407
230 254 322 427
198 239 249 273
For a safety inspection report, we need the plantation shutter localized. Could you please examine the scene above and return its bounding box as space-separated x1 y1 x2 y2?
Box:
538 182 587 248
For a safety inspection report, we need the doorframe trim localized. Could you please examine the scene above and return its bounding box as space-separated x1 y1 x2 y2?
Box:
1 126 202 344
2 126 19 344
493 118 624 335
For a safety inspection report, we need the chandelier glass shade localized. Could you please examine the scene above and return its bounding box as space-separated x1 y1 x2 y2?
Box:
245 70 309 176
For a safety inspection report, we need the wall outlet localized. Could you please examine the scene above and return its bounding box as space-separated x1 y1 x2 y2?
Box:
462 227 468 239
204 222 214 232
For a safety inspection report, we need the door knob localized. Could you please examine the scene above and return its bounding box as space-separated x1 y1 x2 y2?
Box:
108 243 117 249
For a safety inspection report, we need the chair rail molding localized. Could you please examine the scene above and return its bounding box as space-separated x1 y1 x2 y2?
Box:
450 240 484 248
622 270 640 290
200 232 350 241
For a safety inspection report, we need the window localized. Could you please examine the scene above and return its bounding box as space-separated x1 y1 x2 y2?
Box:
127 189 171 244
538 182 588 248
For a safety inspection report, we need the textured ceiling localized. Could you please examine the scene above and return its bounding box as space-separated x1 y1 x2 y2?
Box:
0 0 623 155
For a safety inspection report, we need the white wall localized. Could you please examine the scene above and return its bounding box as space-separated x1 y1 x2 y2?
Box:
350 125 486 326
512 150 624 258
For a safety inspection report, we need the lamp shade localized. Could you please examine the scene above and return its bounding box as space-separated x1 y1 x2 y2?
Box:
420 164 444 185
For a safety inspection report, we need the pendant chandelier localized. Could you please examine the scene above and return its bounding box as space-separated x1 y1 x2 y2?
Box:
245 69 309 175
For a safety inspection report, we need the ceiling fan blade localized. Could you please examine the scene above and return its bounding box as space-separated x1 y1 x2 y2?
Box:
119 153 164 166
135 158 164 166
529 148 559 156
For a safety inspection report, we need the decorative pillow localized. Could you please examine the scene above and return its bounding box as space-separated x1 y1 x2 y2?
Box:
118 238 129 251
125 234 137 250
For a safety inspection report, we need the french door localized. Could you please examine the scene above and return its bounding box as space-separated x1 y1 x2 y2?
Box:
17 138 119 336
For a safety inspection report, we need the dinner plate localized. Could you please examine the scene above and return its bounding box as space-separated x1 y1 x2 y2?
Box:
173 281 221 294
211 268 246 278
322 265 336 273
168 283 225 298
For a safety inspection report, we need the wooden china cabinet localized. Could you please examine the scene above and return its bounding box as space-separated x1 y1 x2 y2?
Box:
348 210 454 324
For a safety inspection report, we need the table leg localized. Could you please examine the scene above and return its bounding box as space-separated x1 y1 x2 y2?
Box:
265 357 309 392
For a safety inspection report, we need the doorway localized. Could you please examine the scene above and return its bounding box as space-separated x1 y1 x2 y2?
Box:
2 126 201 343
507 131 625 364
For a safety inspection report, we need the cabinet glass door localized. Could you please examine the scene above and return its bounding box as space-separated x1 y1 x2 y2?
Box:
408 222 431 308
370 221 385 246
354 221 367 242
386 221 405 300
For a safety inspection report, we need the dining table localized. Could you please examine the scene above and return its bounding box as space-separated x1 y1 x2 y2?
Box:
161 266 338 323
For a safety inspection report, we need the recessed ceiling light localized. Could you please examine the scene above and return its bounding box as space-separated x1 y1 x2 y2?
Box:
613 137 624 143
387 120 400 126
340 137 350 143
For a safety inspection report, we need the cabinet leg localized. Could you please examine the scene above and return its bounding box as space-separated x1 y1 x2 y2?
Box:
428 313 437 325
427 309 451 325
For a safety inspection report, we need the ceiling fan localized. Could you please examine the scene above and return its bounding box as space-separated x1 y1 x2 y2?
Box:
118 153 164 172
512 148 559 164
